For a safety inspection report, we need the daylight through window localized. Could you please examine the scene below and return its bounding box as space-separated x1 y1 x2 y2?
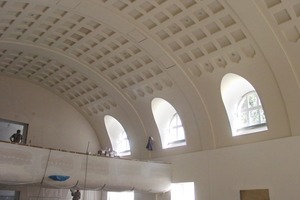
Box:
167 113 185 146
237 91 266 131
107 191 134 200
221 73 268 136
104 115 131 156
151 98 186 149
171 182 195 200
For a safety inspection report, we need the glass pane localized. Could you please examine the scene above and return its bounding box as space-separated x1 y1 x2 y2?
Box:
168 113 185 143
240 98 248 110
260 109 266 123
248 93 258 108
177 128 185 140
236 91 267 130
249 109 260 125
171 182 195 200
168 129 177 142
117 133 130 152
118 139 129 152
239 112 249 127
171 114 181 128
107 191 134 200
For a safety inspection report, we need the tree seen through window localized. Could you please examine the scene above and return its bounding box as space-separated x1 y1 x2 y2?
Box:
237 91 266 130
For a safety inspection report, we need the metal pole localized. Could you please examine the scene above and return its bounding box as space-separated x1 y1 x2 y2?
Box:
37 149 52 200
83 142 90 200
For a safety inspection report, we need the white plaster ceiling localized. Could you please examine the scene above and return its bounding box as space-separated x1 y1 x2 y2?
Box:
1 0 300 158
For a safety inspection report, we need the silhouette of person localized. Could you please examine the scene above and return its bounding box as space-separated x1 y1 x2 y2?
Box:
71 190 81 200
10 129 23 143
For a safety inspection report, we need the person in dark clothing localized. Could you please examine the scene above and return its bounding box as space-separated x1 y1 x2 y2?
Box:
10 129 23 143
71 190 81 200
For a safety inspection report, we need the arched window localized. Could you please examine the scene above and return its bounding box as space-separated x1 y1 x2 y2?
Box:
221 73 268 136
104 115 131 156
151 98 186 149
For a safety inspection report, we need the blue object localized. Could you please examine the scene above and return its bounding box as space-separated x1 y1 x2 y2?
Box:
48 175 70 181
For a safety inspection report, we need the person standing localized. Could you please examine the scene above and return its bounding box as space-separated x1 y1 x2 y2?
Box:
71 190 81 200
9 129 23 143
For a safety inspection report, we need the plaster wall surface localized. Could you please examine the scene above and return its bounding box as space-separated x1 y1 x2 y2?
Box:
0 75 100 153
158 135 300 200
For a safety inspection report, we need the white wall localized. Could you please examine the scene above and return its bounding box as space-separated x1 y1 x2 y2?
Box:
0 76 100 153
158 135 300 200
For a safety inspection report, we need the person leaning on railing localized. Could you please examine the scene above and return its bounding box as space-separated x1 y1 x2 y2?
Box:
10 129 22 144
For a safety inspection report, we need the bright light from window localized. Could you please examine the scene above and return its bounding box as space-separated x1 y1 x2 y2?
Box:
221 73 268 136
151 98 186 149
233 91 267 136
166 113 186 147
171 182 195 200
116 131 130 156
104 115 131 156
237 91 266 128
107 191 134 200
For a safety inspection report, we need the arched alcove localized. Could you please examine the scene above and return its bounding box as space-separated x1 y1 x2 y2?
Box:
151 98 186 149
221 73 268 136
104 115 131 156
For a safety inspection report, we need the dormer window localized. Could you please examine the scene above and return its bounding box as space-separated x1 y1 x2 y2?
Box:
151 98 186 149
104 115 131 156
221 73 268 136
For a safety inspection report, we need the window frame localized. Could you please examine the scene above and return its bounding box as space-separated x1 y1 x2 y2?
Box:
236 91 267 132
167 113 186 147
116 130 131 156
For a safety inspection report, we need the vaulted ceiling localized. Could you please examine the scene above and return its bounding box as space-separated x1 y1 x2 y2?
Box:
1 0 300 159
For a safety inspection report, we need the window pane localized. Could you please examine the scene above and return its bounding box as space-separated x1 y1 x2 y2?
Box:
240 98 248 110
117 131 130 153
107 191 134 200
249 109 260 125
177 128 185 140
168 113 186 145
239 112 249 127
171 182 194 200
260 109 266 123
237 91 267 131
248 93 258 108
